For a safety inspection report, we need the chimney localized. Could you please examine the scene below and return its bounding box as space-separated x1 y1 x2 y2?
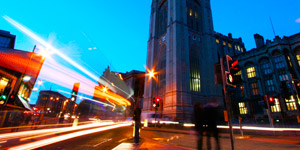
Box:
254 34 265 48
228 33 232 39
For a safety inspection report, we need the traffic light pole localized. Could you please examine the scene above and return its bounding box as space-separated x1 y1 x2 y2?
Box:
264 95 274 128
289 80 300 123
220 57 235 150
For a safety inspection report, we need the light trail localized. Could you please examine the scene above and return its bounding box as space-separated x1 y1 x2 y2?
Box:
3 15 133 100
0 121 114 141
8 123 132 150
183 123 300 132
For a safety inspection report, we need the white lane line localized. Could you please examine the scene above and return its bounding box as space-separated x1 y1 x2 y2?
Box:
118 138 128 143
93 138 112 147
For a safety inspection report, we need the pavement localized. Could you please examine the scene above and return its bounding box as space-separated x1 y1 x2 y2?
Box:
135 127 300 150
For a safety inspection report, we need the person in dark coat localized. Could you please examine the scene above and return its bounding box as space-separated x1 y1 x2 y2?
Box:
204 102 220 150
193 102 205 150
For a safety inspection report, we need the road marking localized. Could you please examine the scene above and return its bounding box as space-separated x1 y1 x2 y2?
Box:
93 138 112 147
118 138 128 143
112 143 136 150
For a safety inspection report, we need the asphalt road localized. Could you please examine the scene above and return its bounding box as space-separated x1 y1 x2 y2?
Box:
38 126 133 150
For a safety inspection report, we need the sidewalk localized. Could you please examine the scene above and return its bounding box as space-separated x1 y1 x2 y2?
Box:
140 127 300 150
113 137 194 150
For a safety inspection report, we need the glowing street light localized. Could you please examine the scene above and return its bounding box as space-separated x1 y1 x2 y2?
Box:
148 70 155 79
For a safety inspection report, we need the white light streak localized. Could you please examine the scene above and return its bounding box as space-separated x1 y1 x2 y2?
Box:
8 123 131 150
3 15 134 99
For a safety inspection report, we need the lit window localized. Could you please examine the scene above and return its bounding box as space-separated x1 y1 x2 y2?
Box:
189 9 193 16
228 43 232 48
271 98 281 112
195 12 198 18
246 67 256 78
239 102 248 114
287 56 292 67
296 54 300 66
241 48 244 52
238 46 240 51
216 39 219 44
223 41 226 46
0 77 9 94
285 96 297 111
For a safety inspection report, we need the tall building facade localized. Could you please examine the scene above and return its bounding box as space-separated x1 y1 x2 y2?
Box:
144 0 222 121
229 33 300 124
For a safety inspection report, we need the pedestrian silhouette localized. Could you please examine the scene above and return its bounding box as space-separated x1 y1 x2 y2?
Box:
204 101 220 150
193 102 205 150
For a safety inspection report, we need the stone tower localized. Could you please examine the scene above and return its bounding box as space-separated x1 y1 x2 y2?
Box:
143 0 222 122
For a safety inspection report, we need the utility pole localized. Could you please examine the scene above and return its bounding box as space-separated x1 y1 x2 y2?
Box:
220 56 235 150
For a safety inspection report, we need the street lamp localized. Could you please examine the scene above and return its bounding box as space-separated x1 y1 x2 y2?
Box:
147 69 160 127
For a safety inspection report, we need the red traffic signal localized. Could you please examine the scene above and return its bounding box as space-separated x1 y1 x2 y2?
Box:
156 98 160 102
269 97 274 102
297 83 300 87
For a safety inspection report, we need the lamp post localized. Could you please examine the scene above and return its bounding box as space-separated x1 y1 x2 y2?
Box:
147 69 159 127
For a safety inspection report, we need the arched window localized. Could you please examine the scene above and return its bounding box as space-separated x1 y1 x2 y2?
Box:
158 1 168 37
246 64 256 78
295 48 300 66
189 45 201 92
246 63 259 95
259 58 272 75
157 45 167 95
272 51 286 69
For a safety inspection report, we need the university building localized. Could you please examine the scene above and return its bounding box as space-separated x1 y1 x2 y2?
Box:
227 33 300 124
143 0 223 122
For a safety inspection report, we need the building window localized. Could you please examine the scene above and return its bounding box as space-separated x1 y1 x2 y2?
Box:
260 59 272 75
238 45 241 51
241 48 244 52
223 41 226 46
189 9 193 16
287 56 293 67
240 85 245 97
296 54 300 66
195 11 198 18
279 74 289 81
228 43 232 48
270 98 281 112
0 77 9 95
246 66 256 78
265 79 275 92
285 95 297 111
250 82 259 95
216 39 219 44
239 102 248 114
190 45 201 92
274 55 286 69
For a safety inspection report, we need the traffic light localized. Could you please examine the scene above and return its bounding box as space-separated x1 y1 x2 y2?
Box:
225 55 242 86
152 97 161 108
70 83 80 102
294 80 300 96
269 96 275 106
156 97 160 107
